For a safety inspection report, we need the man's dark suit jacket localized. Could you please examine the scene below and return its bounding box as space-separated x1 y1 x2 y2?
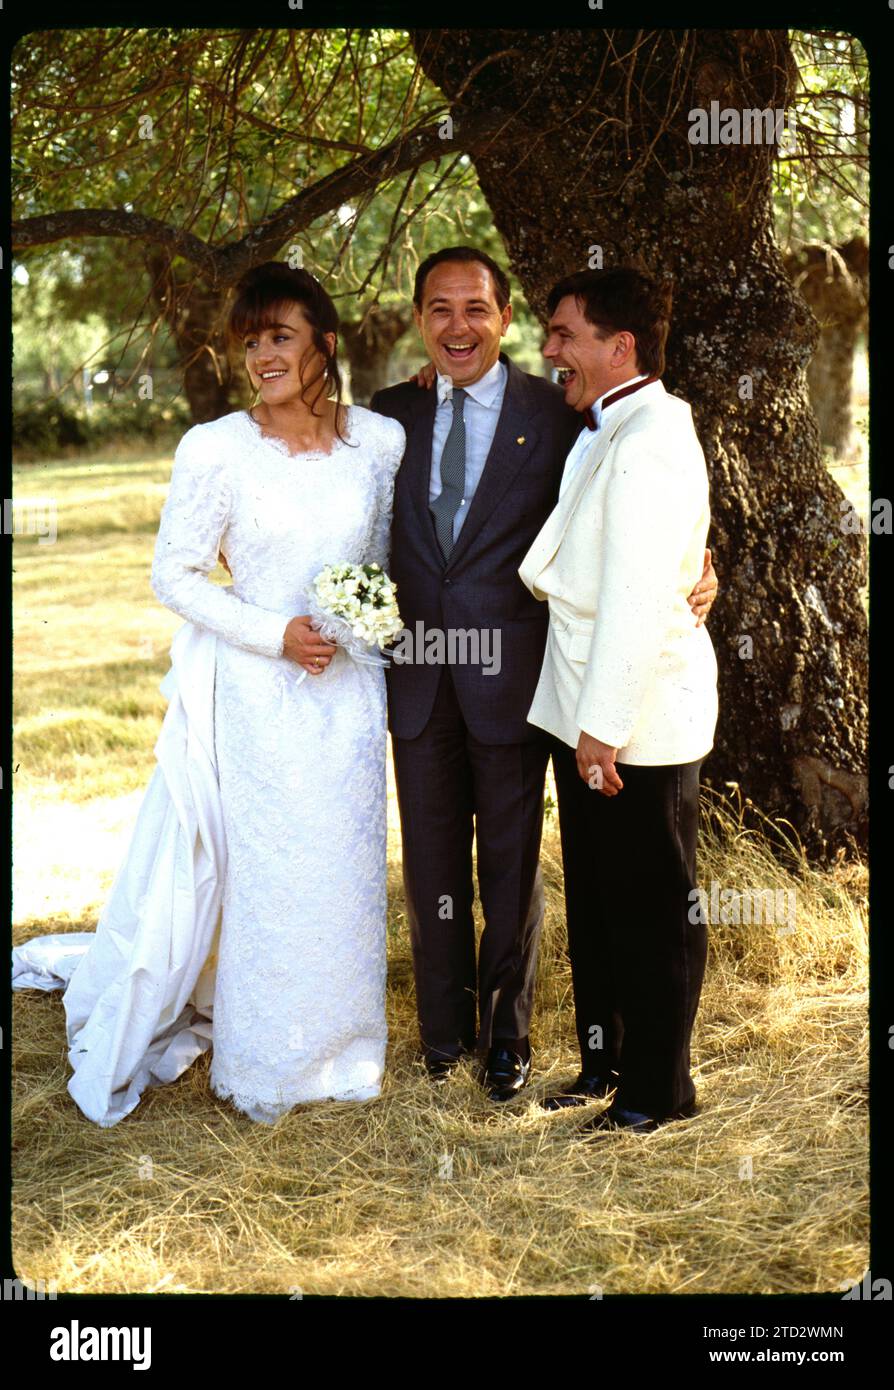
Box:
371 352 582 745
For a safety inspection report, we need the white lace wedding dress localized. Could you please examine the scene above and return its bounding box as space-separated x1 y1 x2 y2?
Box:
15 403 405 1125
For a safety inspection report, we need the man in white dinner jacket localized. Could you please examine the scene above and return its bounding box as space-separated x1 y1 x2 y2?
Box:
518 266 718 1133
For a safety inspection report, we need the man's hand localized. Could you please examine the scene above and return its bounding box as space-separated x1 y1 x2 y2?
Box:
687 548 717 627
282 616 337 675
576 732 623 796
408 361 437 390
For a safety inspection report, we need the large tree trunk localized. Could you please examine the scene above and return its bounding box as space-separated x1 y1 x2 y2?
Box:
413 27 867 858
340 303 413 404
785 238 868 457
146 252 241 422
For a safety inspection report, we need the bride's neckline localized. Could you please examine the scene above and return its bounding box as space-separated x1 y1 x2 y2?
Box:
242 404 353 459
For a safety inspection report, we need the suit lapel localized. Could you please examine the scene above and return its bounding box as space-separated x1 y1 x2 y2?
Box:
524 382 667 580
523 426 616 580
555 418 617 517
444 354 544 572
402 385 441 559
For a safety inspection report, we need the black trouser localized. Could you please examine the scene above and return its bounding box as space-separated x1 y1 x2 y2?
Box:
391 666 550 1059
551 738 707 1118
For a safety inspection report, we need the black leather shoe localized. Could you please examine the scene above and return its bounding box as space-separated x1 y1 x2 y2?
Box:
423 1053 462 1083
539 1072 618 1111
483 1046 531 1102
581 1097 699 1134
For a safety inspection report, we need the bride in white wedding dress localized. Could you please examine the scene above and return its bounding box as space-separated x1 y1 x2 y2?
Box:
13 263 405 1125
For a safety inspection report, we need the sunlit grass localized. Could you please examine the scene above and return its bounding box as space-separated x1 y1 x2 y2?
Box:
13 454 226 801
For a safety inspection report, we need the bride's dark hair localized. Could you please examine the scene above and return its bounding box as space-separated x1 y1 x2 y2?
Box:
228 261 350 444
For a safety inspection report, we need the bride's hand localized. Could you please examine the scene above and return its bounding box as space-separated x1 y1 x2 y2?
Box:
408 361 437 390
283 616 337 674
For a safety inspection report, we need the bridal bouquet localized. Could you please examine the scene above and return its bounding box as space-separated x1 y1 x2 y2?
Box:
308 562 404 667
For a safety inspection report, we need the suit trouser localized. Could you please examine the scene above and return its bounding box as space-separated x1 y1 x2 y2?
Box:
391 666 550 1058
550 738 707 1117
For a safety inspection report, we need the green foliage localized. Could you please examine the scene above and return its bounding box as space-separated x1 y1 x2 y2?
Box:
773 32 868 251
13 397 191 458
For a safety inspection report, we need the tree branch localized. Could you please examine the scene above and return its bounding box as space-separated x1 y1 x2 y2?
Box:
13 109 508 287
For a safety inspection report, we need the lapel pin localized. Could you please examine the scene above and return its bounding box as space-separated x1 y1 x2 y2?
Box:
517 435 525 445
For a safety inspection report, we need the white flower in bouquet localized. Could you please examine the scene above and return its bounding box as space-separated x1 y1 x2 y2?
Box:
308 562 404 667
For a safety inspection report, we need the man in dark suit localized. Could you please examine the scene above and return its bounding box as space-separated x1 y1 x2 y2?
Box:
371 247 715 1101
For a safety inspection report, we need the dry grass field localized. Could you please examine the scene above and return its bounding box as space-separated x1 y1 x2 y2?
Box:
11 446 868 1297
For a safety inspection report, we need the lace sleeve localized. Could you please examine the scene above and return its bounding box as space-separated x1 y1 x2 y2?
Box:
366 417 406 572
151 425 291 658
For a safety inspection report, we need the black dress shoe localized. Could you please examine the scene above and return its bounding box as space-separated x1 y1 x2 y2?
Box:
483 1046 531 1102
539 1072 618 1111
423 1053 462 1083
581 1097 699 1134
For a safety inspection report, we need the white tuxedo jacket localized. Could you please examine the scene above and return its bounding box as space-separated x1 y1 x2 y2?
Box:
518 379 718 764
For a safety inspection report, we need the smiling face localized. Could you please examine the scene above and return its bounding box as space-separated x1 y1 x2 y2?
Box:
542 294 639 412
242 300 336 405
413 261 512 386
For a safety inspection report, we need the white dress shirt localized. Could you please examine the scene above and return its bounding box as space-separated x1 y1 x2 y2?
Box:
430 357 508 542
559 372 651 499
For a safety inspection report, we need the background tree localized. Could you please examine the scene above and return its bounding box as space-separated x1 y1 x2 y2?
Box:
784 237 867 456
774 32 868 458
